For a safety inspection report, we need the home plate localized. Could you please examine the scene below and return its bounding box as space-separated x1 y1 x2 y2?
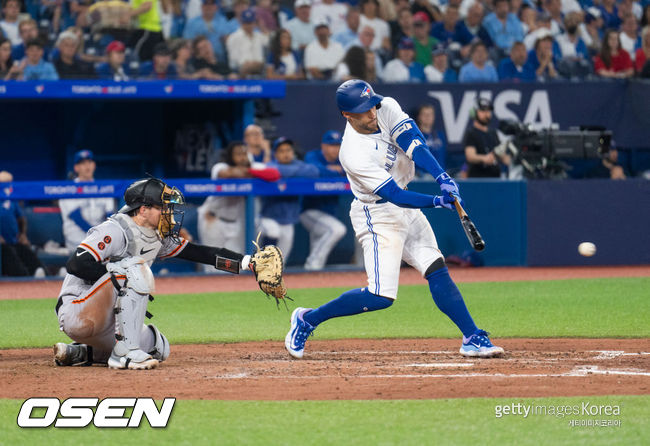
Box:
405 363 474 368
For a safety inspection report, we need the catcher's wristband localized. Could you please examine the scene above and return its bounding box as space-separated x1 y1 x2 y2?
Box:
216 256 241 274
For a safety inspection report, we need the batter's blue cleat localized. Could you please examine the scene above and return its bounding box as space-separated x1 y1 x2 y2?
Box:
459 330 505 358
285 307 315 359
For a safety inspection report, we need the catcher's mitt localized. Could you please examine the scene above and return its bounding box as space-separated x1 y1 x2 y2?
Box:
250 236 291 308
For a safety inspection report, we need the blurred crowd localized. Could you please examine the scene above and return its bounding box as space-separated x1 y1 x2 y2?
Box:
0 0 649 82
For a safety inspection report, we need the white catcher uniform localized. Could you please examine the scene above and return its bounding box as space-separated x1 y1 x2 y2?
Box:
56 213 188 362
339 97 443 299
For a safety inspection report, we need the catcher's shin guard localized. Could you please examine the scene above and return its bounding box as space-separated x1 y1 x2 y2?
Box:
143 324 170 361
108 263 158 370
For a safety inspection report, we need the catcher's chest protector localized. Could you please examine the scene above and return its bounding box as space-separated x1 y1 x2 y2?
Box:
109 214 162 266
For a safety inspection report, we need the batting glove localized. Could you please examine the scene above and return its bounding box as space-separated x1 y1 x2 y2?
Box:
433 195 455 210
436 172 460 199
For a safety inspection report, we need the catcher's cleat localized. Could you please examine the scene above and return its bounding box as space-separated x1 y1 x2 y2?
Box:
459 330 505 358
285 307 315 359
53 342 93 366
108 348 159 370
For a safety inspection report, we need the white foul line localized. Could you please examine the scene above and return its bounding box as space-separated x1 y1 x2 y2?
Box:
403 363 475 368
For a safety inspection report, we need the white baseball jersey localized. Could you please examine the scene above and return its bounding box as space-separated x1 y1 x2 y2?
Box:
339 96 416 204
59 192 115 252
339 96 442 298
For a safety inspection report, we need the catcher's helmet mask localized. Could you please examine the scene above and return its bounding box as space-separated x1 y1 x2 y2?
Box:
119 178 186 241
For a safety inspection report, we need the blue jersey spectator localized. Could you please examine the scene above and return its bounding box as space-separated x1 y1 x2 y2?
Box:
498 41 536 81
333 7 361 49
459 41 498 82
457 1 493 48
22 39 59 80
302 131 345 215
259 137 319 264
527 35 560 80
381 38 426 82
483 0 525 51
300 130 348 270
0 171 45 277
11 18 43 61
96 41 131 81
598 0 621 30
414 104 447 173
138 43 178 79
430 6 472 48
266 28 303 79
424 45 458 82
183 0 230 60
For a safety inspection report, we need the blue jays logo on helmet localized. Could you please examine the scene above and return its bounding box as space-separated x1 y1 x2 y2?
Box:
336 79 384 114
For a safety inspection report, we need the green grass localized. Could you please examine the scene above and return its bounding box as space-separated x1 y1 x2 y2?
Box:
0 277 648 349
0 396 647 445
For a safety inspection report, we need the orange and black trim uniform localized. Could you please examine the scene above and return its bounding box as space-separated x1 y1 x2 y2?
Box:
66 243 244 283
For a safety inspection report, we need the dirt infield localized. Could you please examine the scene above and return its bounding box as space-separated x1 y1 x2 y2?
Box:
1 265 648 401
1 339 649 400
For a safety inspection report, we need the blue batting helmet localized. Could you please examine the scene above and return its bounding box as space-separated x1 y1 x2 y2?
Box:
335 79 383 113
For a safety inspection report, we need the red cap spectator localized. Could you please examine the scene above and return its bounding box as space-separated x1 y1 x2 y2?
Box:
106 41 125 54
413 11 430 24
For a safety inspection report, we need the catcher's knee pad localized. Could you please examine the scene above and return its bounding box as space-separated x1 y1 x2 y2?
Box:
425 258 446 277
146 324 170 361
124 259 155 295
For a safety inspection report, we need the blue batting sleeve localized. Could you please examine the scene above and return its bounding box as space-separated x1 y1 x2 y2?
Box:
393 119 445 178
375 179 435 209
69 208 92 232
411 145 445 179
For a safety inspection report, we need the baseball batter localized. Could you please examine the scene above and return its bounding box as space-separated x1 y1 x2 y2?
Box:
285 80 504 359
54 178 254 370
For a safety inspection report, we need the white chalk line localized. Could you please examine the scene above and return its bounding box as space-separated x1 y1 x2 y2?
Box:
590 350 650 360
213 366 650 380
212 350 650 379
403 363 474 368
286 350 650 359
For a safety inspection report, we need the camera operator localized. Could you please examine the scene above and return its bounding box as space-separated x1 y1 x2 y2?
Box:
463 98 511 178
591 148 626 180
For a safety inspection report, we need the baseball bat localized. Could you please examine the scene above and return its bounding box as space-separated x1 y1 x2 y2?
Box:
453 199 486 252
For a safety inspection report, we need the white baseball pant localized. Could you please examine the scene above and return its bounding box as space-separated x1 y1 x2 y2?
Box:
350 199 443 299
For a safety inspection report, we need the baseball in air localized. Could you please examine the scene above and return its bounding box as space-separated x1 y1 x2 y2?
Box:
578 242 596 257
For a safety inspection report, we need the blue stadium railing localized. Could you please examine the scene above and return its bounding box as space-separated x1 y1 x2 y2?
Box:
3 177 649 275
0 79 286 99
2 177 352 259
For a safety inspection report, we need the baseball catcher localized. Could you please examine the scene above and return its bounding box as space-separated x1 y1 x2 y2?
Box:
54 177 287 370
